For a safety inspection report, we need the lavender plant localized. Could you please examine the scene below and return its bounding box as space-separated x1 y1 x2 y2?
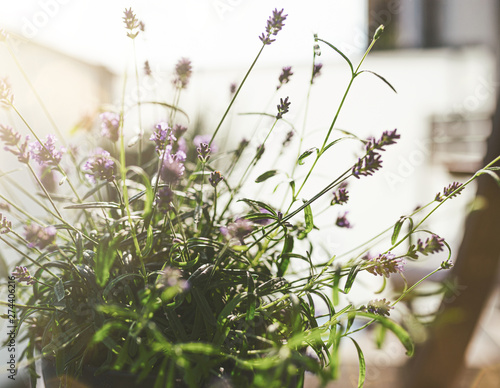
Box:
1 8 500 388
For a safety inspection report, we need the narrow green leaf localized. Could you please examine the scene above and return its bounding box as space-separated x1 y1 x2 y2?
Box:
64 202 120 210
358 70 397 93
141 225 154 258
54 279 64 302
289 180 296 198
357 312 414 356
255 170 279 183
349 337 366 388
375 324 387 349
391 217 405 245
323 137 352 154
304 204 314 234
316 37 354 74
238 198 277 216
344 265 360 294
298 147 318 165
278 235 294 277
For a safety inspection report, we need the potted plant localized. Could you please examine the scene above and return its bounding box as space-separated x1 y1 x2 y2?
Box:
1 7 499 388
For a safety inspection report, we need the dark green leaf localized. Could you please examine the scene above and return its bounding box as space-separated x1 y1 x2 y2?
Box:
298 147 318 165
358 70 397 93
255 170 279 183
357 312 414 356
316 38 354 74
278 235 294 277
54 279 64 302
349 337 366 388
238 198 277 216
344 265 360 294
304 204 314 234
392 217 405 245
141 225 154 258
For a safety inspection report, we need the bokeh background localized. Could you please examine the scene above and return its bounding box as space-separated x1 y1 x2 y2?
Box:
1 1 499 387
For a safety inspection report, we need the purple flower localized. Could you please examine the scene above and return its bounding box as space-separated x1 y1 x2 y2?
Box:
336 211 352 228
100 112 120 142
24 224 56 250
173 58 192 89
259 8 287 45
365 129 400 153
282 130 294 147
173 124 188 139
144 60 152 76
159 266 189 292
365 252 405 278
352 150 383 179
160 152 185 185
13 136 30 164
197 143 211 163
435 182 464 202
277 66 293 90
220 218 254 245
229 82 237 95
407 234 445 259
123 7 140 39
332 183 349 205
209 171 223 188
0 214 11 234
12 266 35 285
0 125 20 147
155 186 174 213
254 208 273 226
150 122 174 153
193 135 217 153
363 298 393 317
29 134 65 166
311 63 323 84
83 149 115 183
0 78 13 106
276 96 291 119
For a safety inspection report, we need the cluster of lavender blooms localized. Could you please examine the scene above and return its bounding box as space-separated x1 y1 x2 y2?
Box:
276 97 291 119
0 78 13 106
172 58 192 89
0 125 65 165
435 181 464 202
311 63 323 84
12 266 35 285
352 129 400 178
24 224 56 250
220 218 254 245
336 212 352 229
83 149 115 183
362 298 393 317
29 134 65 166
0 214 11 234
332 182 349 205
276 66 293 90
259 8 287 45
122 7 142 39
406 234 445 260
100 112 120 142
364 252 406 278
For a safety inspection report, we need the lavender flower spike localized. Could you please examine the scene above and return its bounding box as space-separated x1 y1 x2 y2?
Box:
365 252 405 278
150 122 174 153
352 151 383 179
0 78 13 106
259 8 287 45
12 266 35 285
29 134 65 166
363 298 393 317
435 182 464 202
336 211 352 228
83 148 115 183
123 7 140 39
276 97 291 119
407 234 445 259
155 186 174 214
277 66 293 90
0 124 21 148
160 152 185 185
220 218 254 245
209 171 223 188
0 214 11 234
100 112 120 142
311 63 323 84
24 224 57 250
173 58 192 89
